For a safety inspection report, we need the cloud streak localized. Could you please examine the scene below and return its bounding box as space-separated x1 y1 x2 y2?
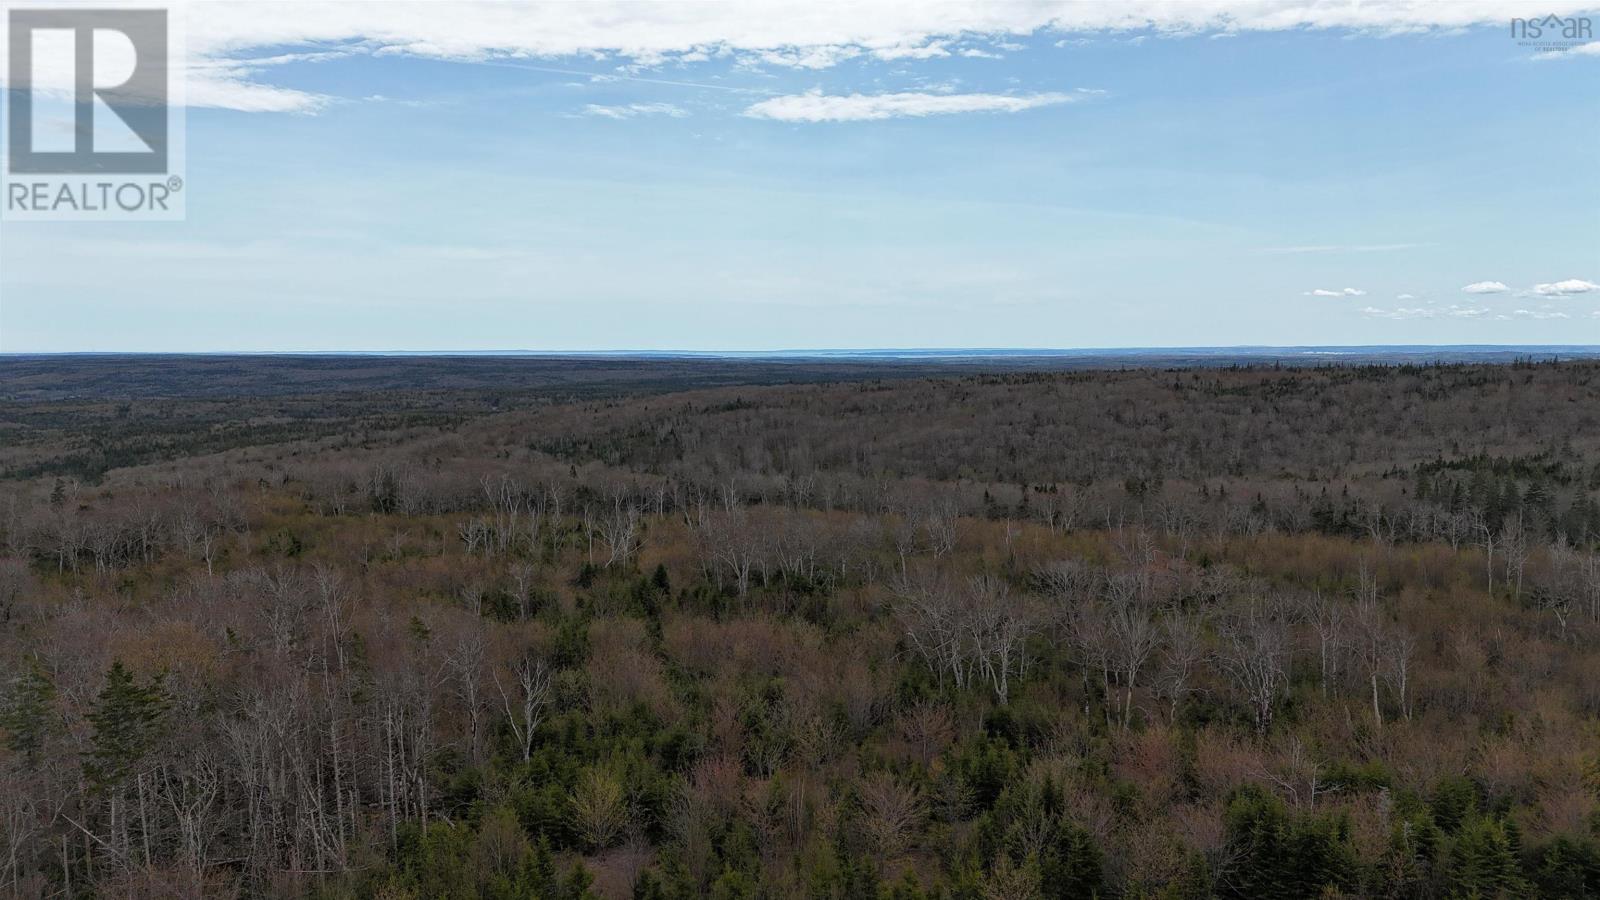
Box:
743 89 1078 122
1258 242 1432 255
1360 305 1488 320
582 102 689 118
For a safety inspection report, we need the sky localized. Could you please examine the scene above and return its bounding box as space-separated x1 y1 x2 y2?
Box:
1 0 1598 352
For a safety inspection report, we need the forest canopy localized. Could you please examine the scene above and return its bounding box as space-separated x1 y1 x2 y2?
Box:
1 357 1598 898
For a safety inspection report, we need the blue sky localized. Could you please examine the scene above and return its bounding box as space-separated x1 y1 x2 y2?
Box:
1 1 1598 351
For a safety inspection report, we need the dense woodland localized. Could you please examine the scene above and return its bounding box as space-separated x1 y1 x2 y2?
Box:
2 358 1600 898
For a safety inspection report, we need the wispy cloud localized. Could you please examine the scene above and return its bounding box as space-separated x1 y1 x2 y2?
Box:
1304 287 1366 297
1461 280 1509 294
1530 40 1600 60
750 46 863 69
743 89 1078 122
1361 304 1487 320
582 102 689 119
1360 306 1427 319
1257 242 1432 255
872 41 953 61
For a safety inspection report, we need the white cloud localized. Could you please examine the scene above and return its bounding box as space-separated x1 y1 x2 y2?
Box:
186 78 332 113
1461 280 1509 294
582 102 689 118
743 89 1077 122
1396 293 1416 300
1533 278 1600 295
752 45 863 69
872 41 952 61
1305 287 1366 297
8 1 1594 112
1531 40 1600 60
16 37 337 112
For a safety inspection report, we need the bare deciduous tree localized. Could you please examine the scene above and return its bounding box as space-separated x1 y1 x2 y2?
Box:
1215 600 1290 736
598 490 644 567
1351 570 1414 727
1105 573 1160 729
857 771 925 859
899 699 954 766
1298 590 1344 698
1154 608 1207 723
493 655 552 763
444 629 487 764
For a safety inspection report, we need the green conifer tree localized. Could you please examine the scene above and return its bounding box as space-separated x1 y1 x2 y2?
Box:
0 660 56 764
83 661 168 791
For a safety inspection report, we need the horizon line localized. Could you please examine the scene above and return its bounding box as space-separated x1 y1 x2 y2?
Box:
4 343 1600 358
